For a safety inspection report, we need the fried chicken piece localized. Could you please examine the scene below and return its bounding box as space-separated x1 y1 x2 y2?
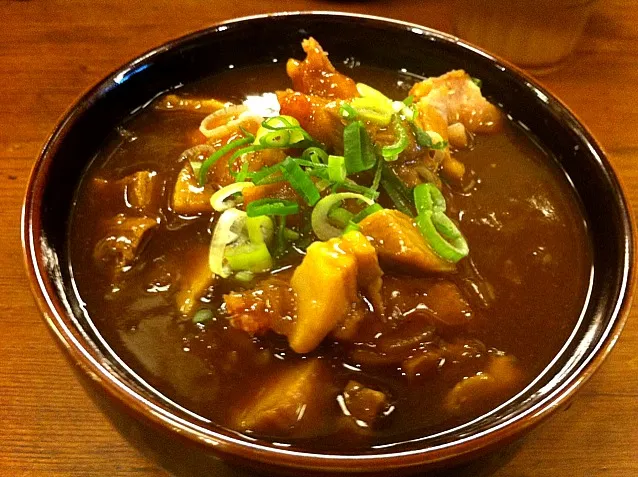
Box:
286 37 358 99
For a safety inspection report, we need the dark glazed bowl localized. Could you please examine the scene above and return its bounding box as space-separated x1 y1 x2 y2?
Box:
22 12 634 476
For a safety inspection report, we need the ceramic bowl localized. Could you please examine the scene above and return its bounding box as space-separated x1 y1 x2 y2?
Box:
22 12 634 476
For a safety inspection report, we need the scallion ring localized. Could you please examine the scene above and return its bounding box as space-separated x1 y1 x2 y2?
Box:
311 192 375 240
416 210 469 263
328 155 347 183
210 182 255 212
280 157 321 206
413 182 446 216
246 198 299 217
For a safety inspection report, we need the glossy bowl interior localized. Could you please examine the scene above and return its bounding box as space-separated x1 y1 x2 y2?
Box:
22 12 634 476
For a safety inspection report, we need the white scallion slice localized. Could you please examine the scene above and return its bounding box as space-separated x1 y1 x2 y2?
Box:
311 192 375 241
209 182 255 212
209 208 246 278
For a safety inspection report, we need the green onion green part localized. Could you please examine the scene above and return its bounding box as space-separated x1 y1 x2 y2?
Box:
280 157 321 206
328 207 354 228
302 147 328 164
199 134 254 186
381 118 409 161
225 242 273 273
413 182 446 216
343 121 376 174
352 203 383 223
246 198 299 217
416 211 469 263
328 155 347 183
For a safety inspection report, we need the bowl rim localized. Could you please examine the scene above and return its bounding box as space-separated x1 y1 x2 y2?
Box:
21 10 636 473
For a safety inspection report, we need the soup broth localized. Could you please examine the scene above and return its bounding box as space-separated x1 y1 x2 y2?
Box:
70 52 591 451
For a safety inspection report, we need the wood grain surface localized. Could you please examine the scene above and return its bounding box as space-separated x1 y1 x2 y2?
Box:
2 0 637 475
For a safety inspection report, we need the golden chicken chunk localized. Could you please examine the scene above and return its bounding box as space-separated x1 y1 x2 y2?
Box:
286 37 358 99
277 90 344 151
358 209 456 274
410 70 503 134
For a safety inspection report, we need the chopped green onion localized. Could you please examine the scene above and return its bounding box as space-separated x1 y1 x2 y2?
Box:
402 95 414 106
328 207 354 228
370 160 383 195
352 203 383 223
338 179 380 199
246 198 299 217
381 118 409 161
410 123 448 150
471 77 483 88
343 221 361 234
343 121 376 174
416 210 469 262
225 242 273 273
280 157 321 206
235 162 250 182
312 192 375 240
193 309 213 324
246 215 274 244
227 144 266 178
380 165 415 217
350 83 396 126
328 155 347 182
210 182 254 212
349 96 393 126
259 129 291 147
339 103 358 120
199 134 254 186
302 147 328 164
209 207 247 278
247 163 282 185
262 115 300 130
413 182 446 216
291 158 329 169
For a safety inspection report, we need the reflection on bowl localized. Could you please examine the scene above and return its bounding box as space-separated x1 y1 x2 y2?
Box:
22 12 634 476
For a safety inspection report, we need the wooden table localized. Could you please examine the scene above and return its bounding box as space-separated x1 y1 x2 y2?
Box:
2 1 636 475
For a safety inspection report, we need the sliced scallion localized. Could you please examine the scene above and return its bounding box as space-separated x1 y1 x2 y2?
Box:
328 155 347 183
328 207 354 228
199 134 254 186
343 121 376 174
209 181 254 212
413 182 446 216
311 192 375 240
416 211 469 263
380 165 415 217
351 203 383 223
339 103 358 120
381 118 409 161
280 157 321 206
245 215 274 244
225 242 273 273
410 123 448 150
246 198 299 217
302 146 328 164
